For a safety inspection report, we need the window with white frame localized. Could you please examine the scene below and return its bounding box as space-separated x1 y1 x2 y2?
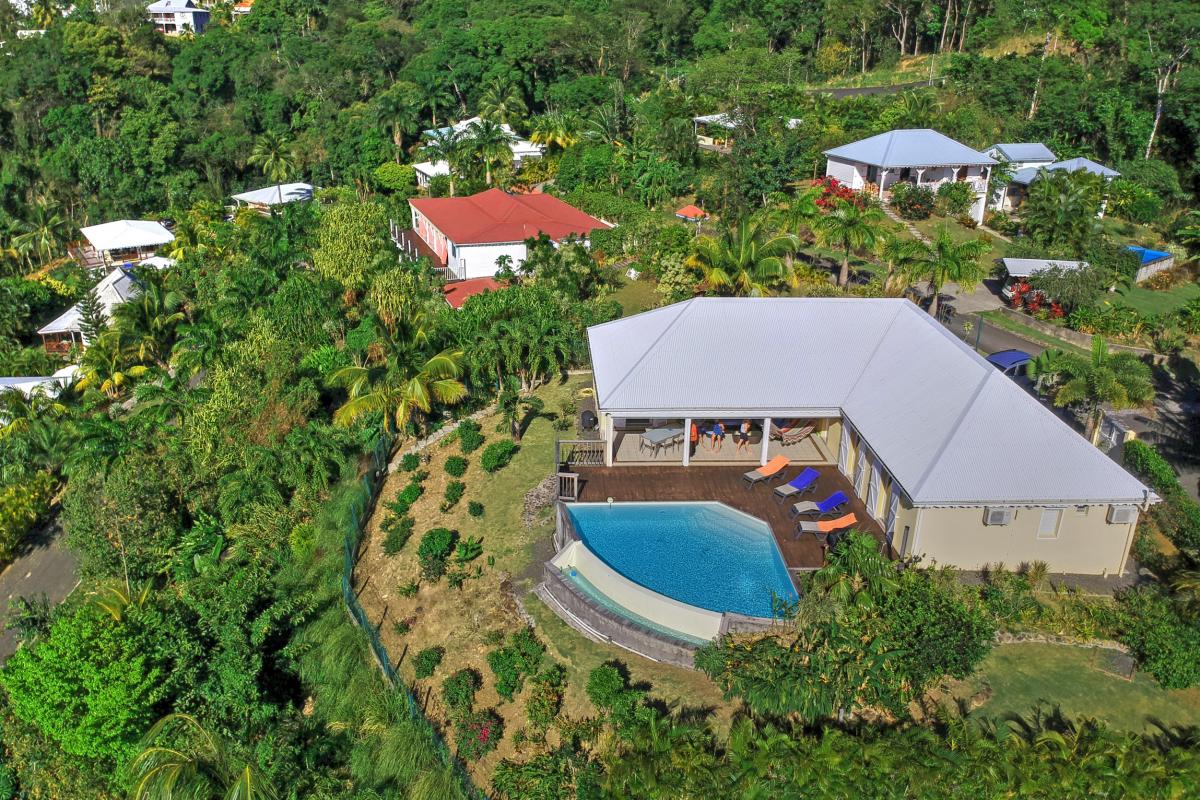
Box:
1037 508 1063 539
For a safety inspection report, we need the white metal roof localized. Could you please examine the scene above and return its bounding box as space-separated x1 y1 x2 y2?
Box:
80 220 174 253
230 182 313 206
1000 258 1088 278
37 258 173 338
588 298 1151 506
824 129 996 168
146 0 203 12
0 366 76 398
988 143 1055 163
693 112 740 129
1011 157 1121 186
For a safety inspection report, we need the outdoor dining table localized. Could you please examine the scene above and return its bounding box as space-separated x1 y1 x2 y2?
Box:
639 425 684 456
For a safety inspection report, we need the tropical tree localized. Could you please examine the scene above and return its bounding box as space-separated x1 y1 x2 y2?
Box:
247 132 296 206
477 79 526 127
686 221 799 296
422 130 462 196
903 225 991 319
1023 169 1103 250
874 231 927 293
30 0 59 29
329 348 467 439
15 203 68 267
1050 336 1154 442
375 82 422 163
815 199 886 287
0 386 66 440
75 329 149 399
496 377 544 442
775 185 822 245
130 714 278 800
807 531 898 611
111 270 185 369
465 119 516 186
529 111 582 150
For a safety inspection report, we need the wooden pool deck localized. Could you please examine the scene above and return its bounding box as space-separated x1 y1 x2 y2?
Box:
572 464 890 572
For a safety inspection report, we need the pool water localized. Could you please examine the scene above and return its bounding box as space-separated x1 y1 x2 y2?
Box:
561 568 711 647
565 502 798 618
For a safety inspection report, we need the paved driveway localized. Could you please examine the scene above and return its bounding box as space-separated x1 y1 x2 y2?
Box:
0 516 79 663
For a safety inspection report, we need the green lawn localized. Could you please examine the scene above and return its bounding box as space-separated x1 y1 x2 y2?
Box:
609 275 660 316
978 310 1091 356
1099 217 1165 249
950 644 1200 733
911 215 1010 257
1110 281 1200 317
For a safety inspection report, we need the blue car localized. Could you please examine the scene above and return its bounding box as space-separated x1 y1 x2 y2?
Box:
986 349 1033 377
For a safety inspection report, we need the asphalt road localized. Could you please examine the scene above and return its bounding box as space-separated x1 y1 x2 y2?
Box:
0 516 79 663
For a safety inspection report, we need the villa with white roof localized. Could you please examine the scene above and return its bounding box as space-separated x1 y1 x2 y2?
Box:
569 297 1154 578
413 117 544 188
824 129 996 223
231 182 314 213
74 219 174 270
38 257 174 353
146 0 209 35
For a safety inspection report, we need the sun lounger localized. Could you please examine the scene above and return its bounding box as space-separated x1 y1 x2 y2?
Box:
742 455 791 488
795 512 858 540
772 467 819 503
789 490 849 518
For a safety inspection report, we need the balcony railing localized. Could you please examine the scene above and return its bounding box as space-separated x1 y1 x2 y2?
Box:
555 439 604 469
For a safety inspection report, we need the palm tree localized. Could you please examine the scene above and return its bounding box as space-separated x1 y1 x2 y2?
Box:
1051 336 1154 443
111 271 185 369
130 714 278 800
30 0 59 29
75 329 149 399
0 387 65 440
329 349 468 439
808 530 898 611
16 203 68 267
465 119 516 186
893 90 940 127
903 225 991 319
415 74 456 128
686 221 799 297
1023 169 1103 250
477 79 526 127
375 83 421 163
422 129 461 196
529 111 582 151
815 199 886 288
247 131 296 206
875 231 927 293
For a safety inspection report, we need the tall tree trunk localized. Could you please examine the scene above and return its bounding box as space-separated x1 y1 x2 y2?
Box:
1027 32 1052 120
839 252 850 287
938 0 952 52
927 280 940 317
1145 91 1164 159
957 0 972 51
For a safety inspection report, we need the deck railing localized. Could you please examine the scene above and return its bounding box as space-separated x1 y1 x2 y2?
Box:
555 438 604 469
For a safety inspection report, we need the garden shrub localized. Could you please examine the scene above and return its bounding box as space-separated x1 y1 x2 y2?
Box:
381 514 415 555
882 571 994 688
458 420 484 454
455 536 483 563
468 500 484 517
487 627 545 701
890 183 935 220
441 480 465 511
400 452 420 472
0 472 54 563
1124 440 1200 554
936 181 976 216
526 664 567 735
413 646 445 679
1124 440 1179 496
444 456 468 478
1116 588 1200 689
453 709 503 761
585 664 647 736
481 440 518 473
418 527 456 580
442 668 482 715
388 480 424 515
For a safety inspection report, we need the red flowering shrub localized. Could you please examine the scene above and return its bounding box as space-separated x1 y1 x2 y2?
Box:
814 177 864 209
1049 301 1065 319
454 709 504 761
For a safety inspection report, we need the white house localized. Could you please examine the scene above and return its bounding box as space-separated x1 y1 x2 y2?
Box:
230 182 313 212
404 189 611 281
37 257 174 354
692 111 802 153
824 129 996 223
0 366 78 401
416 116 544 188
77 219 174 269
147 0 210 35
986 143 1056 210
1008 157 1121 216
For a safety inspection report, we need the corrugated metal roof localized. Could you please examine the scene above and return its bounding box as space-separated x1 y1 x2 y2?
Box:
231 183 312 206
988 143 1055 163
588 298 1151 506
1011 157 1120 185
1000 258 1087 277
80 220 174 252
824 129 996 168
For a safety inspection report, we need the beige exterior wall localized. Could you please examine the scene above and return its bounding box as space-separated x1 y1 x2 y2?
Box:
892 502 1137 576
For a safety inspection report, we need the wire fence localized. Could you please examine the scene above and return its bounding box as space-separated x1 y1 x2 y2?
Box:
340 431 482 798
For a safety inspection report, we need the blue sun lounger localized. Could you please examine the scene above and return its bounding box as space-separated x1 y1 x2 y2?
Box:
789 490 849 518
772 467 819 503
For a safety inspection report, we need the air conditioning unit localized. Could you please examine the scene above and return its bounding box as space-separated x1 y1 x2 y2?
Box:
1107 505 1138 525
983 507 1014 526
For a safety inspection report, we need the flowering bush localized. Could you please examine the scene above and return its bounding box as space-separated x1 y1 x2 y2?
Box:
454 709 503 761
814 176 863 209
890 182 935 220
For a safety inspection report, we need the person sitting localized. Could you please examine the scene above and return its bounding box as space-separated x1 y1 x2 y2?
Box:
710 421 726 452
734 419 752 453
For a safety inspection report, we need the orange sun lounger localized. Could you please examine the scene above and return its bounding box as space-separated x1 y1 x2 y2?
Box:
796 512 858 535
742 455 791 488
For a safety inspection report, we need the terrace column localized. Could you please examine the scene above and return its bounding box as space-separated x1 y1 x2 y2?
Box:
760 417 771 466
877 169 888 199
605 417 614 467
916 168 925 187
682 417 691 467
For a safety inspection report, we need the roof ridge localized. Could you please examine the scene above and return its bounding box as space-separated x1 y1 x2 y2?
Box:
599 300 697 407
909 353 996 499
838 301 907 405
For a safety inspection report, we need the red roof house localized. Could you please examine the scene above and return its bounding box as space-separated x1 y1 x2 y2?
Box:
442 276 502 309
406 189 612 281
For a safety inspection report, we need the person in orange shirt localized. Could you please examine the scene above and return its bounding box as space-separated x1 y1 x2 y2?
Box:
689 421 699 457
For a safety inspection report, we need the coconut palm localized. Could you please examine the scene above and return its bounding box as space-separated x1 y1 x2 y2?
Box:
75 329 149 399
686 221 799 297
1023 169 1103 250
477 79 526 127
329 349 467 439
130 714 278 800
0 386 66 440
247 131 296 206
814 198 886 288
111 271 186 369
875 231 928 294
422 129 462 196
465 119 516 186
893 90 940 127
16 203 68 266
375 83 421 163
529 111 582 150
1050 336 1154 443
903 225 991 319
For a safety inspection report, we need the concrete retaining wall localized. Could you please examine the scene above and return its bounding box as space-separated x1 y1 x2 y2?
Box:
993 307 1155 358
540 565 699 668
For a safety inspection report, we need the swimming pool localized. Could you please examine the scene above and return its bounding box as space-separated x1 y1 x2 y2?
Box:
565 502 798 618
